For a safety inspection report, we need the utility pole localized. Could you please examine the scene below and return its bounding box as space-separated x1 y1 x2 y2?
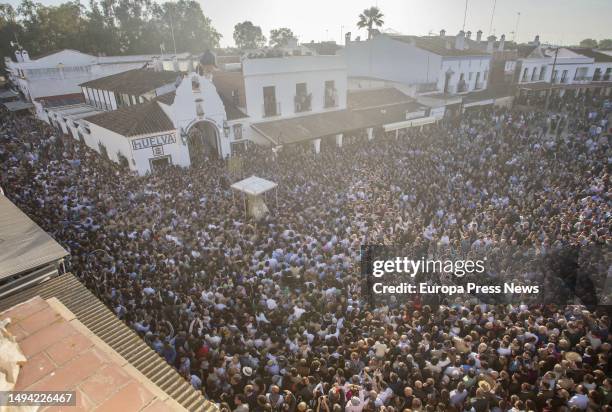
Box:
462 0 469 31
488 0 497 35
544 46 559 111
513 12 521 42
169 12 177 55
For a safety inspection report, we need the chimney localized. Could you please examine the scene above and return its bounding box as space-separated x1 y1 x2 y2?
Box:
152 56 163 72
440 29 446 37
498 34 505 51
486 35 496 53
534 35 540 46
21 50 30 62
455 30 465 50
476 30 483 43
345 31 351 44
466 31 472 40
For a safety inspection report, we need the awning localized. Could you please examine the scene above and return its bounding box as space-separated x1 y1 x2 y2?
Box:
0 195 68 281
231 176 278 196
383 116 437 132
0 89 18 101
3 100 34 112
252 101 428 145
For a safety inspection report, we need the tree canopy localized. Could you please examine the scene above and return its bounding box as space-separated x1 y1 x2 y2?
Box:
0 0 221 67
357 6 383 40
233 21 265 50
579 38 598 48
269 27 295 48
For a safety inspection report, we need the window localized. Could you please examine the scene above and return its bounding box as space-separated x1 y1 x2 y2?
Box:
324 80 337 108
295 82 311 112
483 70 488 81
469 72 473 80
539 67 546 81
552 70 559 83
561 70 568 83
522 68 529 82
263 86 278 117
531 67 537 81
233 124 243 140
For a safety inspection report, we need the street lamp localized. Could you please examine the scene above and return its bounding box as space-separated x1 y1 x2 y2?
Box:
544 47 560 111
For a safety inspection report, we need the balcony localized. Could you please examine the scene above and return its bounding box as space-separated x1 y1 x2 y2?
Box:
573 76 592 83
324 90 338 108
294 93 312 113
263 102 281 117
456 81 468 93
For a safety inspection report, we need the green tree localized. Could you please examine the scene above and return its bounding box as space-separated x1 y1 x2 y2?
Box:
597 39 612 49
579 38 598 48
269 27 295 48
357 6 384 40
0 3 23 70
233 21 265 49
156 0 221 54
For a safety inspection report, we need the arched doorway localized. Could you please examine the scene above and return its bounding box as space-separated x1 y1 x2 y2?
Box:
187 121 220 165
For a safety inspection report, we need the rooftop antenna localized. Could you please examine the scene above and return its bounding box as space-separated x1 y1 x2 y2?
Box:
488 0 497 35
512 12 521 42
462 0 469 31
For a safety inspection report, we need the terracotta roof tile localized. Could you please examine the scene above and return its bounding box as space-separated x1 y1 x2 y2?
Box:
85 101 175 137
79 69 182 95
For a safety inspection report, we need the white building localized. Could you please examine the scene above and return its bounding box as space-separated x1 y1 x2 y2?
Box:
5 48 193 108
345 31 492 96
515 40 612 100
43 48 435 173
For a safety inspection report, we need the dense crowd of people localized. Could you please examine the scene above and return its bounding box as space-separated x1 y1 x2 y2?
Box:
1 92 610 411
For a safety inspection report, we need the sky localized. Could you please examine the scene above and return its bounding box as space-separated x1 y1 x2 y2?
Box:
6 0 612 47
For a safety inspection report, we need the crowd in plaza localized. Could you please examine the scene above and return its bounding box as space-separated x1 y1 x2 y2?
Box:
0 92 610 411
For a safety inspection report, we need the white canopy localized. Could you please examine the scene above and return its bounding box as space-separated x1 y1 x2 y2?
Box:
383 116 437 132
231 175 278 196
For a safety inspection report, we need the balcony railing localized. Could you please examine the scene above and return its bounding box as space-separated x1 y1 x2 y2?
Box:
324 90 338 108
294 93 312 113
416 82 438 93
573 76 592 83
263 102 281 117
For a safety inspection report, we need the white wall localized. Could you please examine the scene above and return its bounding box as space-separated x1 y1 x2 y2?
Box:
242 55 347 120
438 56 491 93
344 36 441 89
169 74 230 158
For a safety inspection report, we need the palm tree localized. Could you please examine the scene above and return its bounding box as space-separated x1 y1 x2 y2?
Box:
357 6 384 40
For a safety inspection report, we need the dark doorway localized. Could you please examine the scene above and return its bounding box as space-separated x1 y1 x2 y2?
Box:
187 121 220 165
150 155 171 172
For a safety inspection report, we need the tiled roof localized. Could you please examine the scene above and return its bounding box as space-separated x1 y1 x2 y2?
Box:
85 101 175 137
0 274 215 412
155 91 176 105
390 35 490 57
79 69 182 95
348 88 413 110
252 100 426 144
1 296 182 411
212 71 248 120
35 93 86 108
568 48 612 62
